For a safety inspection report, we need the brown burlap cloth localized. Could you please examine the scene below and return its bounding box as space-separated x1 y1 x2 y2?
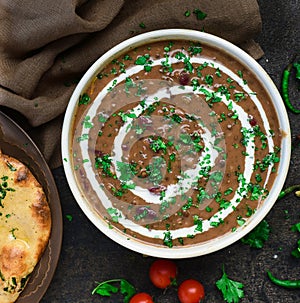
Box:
0 0 263 169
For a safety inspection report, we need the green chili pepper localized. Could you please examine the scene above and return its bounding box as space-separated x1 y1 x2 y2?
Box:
281 59 300 114
267 271 300 289
278 184 300 199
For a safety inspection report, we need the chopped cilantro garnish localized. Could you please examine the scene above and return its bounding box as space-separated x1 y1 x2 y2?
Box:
205 74 214 86
95 154 113 177
149 137 167 153
78 93 91 105
193 215 203 232
76 133 89 142
188 43 202 55
134 54 152 72
163 230 173 248
82 115 93 128
118 111 137 122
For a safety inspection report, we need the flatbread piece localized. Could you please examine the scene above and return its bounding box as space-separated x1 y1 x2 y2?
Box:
0 150 51 303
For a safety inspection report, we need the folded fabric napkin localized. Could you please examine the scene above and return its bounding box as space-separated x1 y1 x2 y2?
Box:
0 0 263 168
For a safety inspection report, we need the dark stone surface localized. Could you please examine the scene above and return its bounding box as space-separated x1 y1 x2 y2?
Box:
41 1 300 302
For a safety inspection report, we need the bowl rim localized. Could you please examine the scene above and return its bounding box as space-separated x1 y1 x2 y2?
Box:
62 29 291 258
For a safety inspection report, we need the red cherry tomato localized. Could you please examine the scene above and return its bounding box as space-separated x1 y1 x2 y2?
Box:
178 279 205 303
149 259 177 289
129 292 154 303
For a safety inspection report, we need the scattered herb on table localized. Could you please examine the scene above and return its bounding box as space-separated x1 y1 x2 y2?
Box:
92 279 136 303
216 266 244 303
241 219 270 248
193 8 207 20
184 10 191 17
65 214 73 222
139 22 146 29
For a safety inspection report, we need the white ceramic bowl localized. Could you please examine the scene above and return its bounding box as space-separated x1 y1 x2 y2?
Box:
62 29 291 258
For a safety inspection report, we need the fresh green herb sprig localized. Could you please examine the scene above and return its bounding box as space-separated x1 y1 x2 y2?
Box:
241 219 270 248
216 266 244 303
92 279 136 303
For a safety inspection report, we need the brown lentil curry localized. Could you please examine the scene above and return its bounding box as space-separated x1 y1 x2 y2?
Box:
71 39 282 248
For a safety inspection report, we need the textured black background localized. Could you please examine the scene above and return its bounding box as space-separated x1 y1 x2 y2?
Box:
42 1 300 302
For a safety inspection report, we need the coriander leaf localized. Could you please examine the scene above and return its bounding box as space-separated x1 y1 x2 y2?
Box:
241 219 270 248
92 281 119 297
92 279 136 303
216 267 244 303
120 279 136 303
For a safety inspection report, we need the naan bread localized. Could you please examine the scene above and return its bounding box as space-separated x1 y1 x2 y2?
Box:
0 150 51 303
